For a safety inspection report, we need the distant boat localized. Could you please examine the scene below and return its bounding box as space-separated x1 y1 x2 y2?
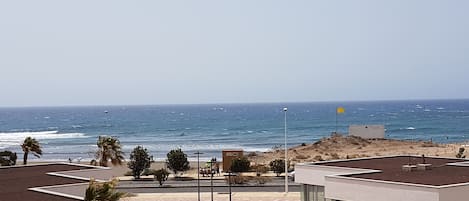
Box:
104 110 109 114
416 105 423 109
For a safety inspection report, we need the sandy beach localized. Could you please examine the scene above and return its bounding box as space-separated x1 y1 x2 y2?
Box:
32 134 465 178
252 134 465 166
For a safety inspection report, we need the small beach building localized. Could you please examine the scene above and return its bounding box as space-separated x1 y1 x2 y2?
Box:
348 125 385 139
222 149 243 172
295 156 469 201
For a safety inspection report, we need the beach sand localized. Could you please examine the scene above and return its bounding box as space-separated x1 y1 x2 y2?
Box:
251 134 465 166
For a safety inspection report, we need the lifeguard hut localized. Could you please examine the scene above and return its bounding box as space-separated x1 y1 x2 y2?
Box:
222 149 243 172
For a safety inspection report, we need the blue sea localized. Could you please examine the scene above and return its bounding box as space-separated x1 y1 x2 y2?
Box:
1 100 468 161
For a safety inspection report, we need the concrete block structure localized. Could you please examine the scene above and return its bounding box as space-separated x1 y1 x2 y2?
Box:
348 125 385 139
222 149 243 172
295 156 469 201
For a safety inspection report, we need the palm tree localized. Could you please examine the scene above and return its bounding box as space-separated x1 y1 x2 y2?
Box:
21 137 42 165
96 136 125 167
84 178 126 201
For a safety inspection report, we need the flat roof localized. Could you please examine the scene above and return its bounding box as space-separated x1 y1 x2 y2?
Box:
0 164 91 201
316 156 469 186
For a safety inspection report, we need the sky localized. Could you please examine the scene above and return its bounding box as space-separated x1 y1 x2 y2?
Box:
0 1 468 107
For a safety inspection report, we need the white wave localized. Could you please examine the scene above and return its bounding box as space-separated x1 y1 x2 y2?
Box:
0 131 89 148
242 147 271 152
406 127 416 130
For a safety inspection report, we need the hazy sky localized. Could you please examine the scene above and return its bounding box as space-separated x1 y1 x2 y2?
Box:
1 1 468 107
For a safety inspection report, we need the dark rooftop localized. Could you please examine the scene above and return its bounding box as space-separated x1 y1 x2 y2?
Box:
0 164 91 201
318 156 469 186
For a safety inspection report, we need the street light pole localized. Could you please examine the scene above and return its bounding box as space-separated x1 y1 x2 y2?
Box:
209 157 216 201
283 107 288 194
194 151 203 201
224 172 236 201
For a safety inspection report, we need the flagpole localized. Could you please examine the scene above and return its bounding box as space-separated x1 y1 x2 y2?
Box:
335 107 344 134
335 109 338 134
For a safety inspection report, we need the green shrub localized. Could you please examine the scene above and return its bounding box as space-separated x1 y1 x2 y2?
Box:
230 157 250 173
253 176 272 185
0 151 17 166
456 147 466 158
128 146 152 179
166 148 190 176
251 164 269 175
153 168 170 186
225 175 250 184
269 159 285 176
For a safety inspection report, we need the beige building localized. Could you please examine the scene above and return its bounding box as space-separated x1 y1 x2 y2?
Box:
295 156 469 201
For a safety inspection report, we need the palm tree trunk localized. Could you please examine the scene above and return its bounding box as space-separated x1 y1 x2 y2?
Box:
23 151 28 165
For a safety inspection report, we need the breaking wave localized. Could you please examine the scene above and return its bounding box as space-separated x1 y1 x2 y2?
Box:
0 130 88 148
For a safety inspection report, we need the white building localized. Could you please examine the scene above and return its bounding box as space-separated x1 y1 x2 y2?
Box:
348 125 385 139
295 156 469 201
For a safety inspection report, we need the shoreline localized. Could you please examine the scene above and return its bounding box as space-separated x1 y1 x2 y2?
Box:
22 135 468 169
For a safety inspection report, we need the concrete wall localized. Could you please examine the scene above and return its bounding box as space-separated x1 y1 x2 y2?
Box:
439 184 469 201
295 164 377 186
325 176 439 201
349 125 385 139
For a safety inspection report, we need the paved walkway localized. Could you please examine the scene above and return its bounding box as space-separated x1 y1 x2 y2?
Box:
123 192 300 201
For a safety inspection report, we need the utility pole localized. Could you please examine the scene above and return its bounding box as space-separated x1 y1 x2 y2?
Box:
194 151 203 201
283 107 288 194
224 172 236 201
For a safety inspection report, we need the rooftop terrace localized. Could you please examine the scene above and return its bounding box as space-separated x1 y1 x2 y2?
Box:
317 156 469 186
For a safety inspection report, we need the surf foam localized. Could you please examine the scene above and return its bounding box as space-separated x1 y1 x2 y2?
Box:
0 130 88 148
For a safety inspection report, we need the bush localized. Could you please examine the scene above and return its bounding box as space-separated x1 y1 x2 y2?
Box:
269 159 285 176
128 146 152 179
253 176 272 185
230 157 250 173
166 148 190 176
142 168 153 176
251 164 269 175
84 178 126 201
0 151 17 166
225 175 250 184
153 168 170 186
330 153 340 160
295 154 308 160
313 155 324 161
456 147 466 158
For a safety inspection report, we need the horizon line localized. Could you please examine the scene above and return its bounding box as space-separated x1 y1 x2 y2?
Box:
1 98 468 109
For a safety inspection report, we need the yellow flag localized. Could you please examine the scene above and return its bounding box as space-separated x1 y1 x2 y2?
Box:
336 107 345 114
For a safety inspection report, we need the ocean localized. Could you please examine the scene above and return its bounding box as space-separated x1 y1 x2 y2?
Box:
0 100 468 161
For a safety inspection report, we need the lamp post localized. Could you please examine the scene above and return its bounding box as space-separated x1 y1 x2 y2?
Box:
224 172 236 201
283 107 288 194
194 151 204 201
208 157 216 201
